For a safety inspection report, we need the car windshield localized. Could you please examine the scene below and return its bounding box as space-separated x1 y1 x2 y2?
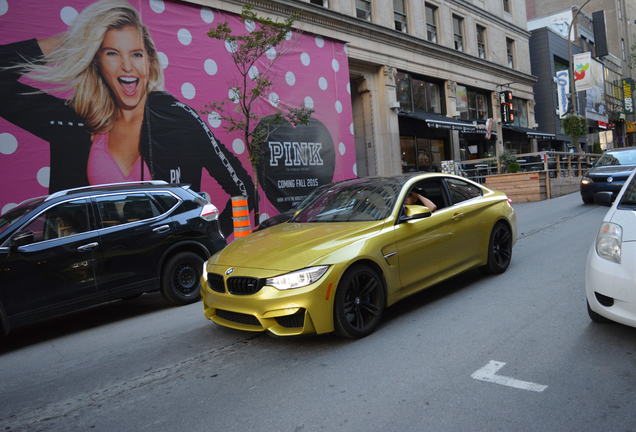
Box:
595 149 636 167
619 175 636 208
0 196 46 235
292 179 401 223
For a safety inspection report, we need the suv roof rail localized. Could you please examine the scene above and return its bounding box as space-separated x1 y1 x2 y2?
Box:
45 180 169 201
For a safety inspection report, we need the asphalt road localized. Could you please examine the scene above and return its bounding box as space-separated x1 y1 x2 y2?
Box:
1 192 635 432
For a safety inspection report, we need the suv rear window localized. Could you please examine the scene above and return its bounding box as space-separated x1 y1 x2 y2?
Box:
152 192 179 211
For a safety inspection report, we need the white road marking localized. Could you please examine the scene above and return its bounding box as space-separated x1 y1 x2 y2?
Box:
471 360 548 393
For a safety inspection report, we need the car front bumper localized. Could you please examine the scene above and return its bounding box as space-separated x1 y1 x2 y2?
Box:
580 181 626 201
201 264 342 336
585 242 636 327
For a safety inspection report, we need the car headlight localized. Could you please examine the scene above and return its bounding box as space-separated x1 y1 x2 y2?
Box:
596 222 622 263
581 176 593 185
202 261 208 281
265 266 329 290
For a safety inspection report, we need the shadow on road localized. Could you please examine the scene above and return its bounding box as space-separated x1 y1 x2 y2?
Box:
0 293 172 353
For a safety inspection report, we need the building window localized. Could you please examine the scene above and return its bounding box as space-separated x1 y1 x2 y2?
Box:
506 38 515 68
394 0 407 32
476 25 487 59
453 15 464 51
309 0 328 6
503 0 511 13
425 4 438 43
511 98 528 127
396 72 442 114
621 39 626 61
456 85 490 121
356 0 372 21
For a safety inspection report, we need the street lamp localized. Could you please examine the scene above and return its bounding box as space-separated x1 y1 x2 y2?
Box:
567 0 593 115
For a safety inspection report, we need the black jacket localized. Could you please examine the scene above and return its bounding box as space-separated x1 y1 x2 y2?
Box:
0 39 255 236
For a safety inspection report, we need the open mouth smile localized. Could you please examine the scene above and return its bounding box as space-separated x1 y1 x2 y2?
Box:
118 76 139 96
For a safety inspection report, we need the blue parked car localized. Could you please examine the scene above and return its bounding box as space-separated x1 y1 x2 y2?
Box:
580 147 636 204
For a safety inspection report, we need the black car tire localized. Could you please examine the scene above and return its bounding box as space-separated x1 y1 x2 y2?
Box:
484 222 513 274
161 252 203 305
333 264 386 339
581 194 593 204
587 300 611 323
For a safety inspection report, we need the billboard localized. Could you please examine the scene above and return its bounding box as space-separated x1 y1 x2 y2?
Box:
0 0 356 237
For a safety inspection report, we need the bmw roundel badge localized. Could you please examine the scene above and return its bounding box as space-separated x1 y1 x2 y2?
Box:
225 267 234 275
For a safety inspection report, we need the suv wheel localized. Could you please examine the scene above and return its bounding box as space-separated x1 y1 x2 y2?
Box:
161 252 203 305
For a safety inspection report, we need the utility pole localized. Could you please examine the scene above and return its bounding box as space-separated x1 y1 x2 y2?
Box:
567 0 593 115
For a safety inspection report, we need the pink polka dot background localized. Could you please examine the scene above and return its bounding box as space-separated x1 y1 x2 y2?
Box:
0 0 356 220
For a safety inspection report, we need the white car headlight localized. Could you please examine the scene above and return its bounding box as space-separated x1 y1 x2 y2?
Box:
581 176 593 185
202 261 208 281
266 266 329 290
596 222 622 263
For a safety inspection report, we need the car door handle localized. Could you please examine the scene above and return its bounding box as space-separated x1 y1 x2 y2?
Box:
77 242 98 252
451 213 465 221
153 225 170 234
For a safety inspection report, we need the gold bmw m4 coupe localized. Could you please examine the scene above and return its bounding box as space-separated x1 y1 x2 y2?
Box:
202 173 516 338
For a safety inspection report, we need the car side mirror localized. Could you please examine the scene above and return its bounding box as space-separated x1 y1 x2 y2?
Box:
11 231 35 248
399 205 431 222
594 191 613 206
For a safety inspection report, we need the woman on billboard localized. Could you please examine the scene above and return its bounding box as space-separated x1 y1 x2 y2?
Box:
0 0 253 236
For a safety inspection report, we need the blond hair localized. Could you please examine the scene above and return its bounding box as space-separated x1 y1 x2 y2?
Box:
23 0 163 133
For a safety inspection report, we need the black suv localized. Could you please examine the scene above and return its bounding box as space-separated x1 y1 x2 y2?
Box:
0 181 226 334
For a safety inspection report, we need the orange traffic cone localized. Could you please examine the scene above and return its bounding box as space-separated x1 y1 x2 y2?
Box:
231 196 251 238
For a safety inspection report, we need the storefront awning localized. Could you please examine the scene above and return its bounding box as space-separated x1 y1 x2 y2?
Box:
502 125 556 140
399 111 480 133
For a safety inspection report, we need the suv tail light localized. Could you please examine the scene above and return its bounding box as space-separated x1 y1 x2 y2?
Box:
200 203 219 221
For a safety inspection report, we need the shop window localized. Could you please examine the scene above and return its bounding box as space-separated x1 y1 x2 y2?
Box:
457 85 490 121
511 97 528 128
396 72 442 114
396 72 413 112
401 136 444 173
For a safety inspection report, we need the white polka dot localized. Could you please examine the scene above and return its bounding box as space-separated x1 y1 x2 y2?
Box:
268 92 280 107
181 82 196 100
37 167 50 188
200 7 214 23
349 123 354 135
304 97 314 110
285 71 296 86
1 202 17 215
266 47 277 60
60 6 78 26
178 28 192 46
331 59 340 72
0 0 7 16
259 213 270 224
344 44 349 54
225 39 238 53
207 112 221 128
158 52 169 70
318 77 328 91
300 52 311 66
335 100 343 113
232 138 245 154
248 66 259 80
229 88 240 103
0 133 18 154
204 59 218 75
352 163 357 176
245 19 256 33
346 82 351 95
339 142 346 156
285 31 292 41
149 0 165 13
315 36 325 48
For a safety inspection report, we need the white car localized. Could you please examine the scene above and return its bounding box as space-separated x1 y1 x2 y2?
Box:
586 169 636 327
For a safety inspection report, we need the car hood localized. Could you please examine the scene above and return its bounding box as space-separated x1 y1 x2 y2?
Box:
610 209 636 242
208 220 387 271
588 165 636 176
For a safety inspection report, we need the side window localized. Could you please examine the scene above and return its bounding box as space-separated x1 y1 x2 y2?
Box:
410 179 447 210
446 178 482 204
96 194 160 228
152 192 179 212
17 199 91 242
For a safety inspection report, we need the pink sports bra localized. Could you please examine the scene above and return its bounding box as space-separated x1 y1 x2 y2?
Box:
87 133 151 185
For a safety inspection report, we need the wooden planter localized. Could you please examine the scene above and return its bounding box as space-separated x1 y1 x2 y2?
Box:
484 172 547 203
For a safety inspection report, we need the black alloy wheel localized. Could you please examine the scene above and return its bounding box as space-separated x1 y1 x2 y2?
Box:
161 251 204 305
485 222 513 274
333 264 386 338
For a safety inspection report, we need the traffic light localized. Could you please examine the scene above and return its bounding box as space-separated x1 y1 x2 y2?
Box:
499 90 515 123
